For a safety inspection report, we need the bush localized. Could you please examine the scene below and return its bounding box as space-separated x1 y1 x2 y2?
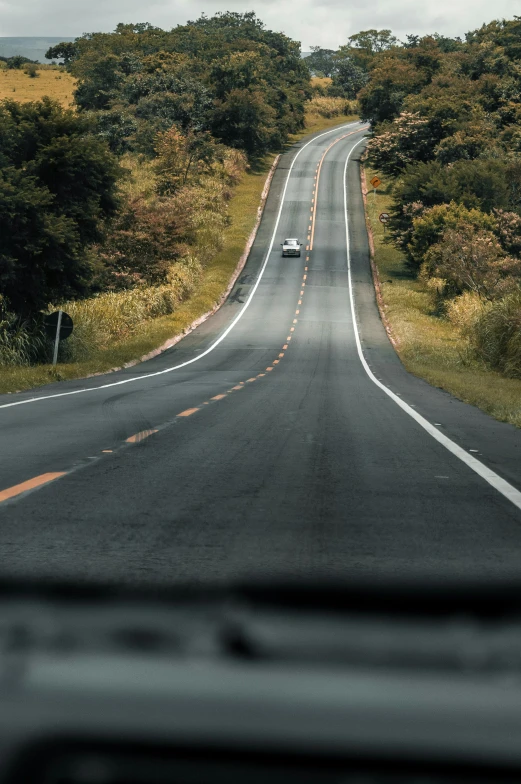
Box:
23 63 39 78
55 266 201 361
306 96 355 118
467 291 521 377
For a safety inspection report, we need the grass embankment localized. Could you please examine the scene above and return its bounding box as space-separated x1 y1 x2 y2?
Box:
362 163 521 428
0 152 278 393
0 84 358 394
0 66 76 107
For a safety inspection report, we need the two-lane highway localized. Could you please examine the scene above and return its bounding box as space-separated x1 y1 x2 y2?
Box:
1 120 520 584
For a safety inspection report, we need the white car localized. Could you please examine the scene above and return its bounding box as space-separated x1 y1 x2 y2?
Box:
281 238 302 257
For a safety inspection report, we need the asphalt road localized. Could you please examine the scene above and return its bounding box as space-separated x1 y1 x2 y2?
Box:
1 120 521 585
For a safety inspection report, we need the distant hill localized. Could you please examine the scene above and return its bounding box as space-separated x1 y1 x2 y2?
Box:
0 37 75 63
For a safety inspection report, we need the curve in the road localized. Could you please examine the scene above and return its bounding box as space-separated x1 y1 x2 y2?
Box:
0 123 368 412
343 139 521 512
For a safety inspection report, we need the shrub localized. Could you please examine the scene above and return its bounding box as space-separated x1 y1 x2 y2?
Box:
306 96 355 118
425 226 521 300
468 291 521 377
23 64 39 78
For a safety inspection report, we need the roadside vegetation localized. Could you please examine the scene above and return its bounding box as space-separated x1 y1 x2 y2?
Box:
0 14 358 394
319 21 521 426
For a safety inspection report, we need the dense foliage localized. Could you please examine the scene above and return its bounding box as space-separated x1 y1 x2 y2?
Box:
0 12 310 366
0 98 121 317
55 14 310 158
360 18 521 377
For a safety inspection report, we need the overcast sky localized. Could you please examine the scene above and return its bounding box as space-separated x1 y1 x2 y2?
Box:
1 0 521 48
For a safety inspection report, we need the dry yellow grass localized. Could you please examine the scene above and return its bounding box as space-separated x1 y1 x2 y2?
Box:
363 163 521 428
0 68 76 107
311 76 333 88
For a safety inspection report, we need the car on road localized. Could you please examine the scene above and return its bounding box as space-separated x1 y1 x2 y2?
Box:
281 238 302 257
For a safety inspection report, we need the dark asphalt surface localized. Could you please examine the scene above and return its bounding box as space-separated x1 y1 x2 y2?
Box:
1 120 521 585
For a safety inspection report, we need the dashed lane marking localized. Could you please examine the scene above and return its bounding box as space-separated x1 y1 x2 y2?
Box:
0 472 66 504
177 408 199 417
126 429 158 443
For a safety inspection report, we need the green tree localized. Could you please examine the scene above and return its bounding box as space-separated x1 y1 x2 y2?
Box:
45 42 77 67
0 98 121 316
211 88 279 156
305 47 336 77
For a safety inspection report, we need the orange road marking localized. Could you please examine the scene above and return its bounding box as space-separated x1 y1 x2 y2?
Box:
126 429 158 443
295 310 300 315
211 394 227 400
246 377 257 382
273 359 280 364
257 373 266 377
178 408 198 417
0 472 66 503
306 256 309 261
306 245 309 251
303 274 307 280
279 352 285 357
283 344 288 349
286 336 292 341
300 291 304 296
290 327 295 332
310 125 369 251
298 299 302 305
102 450 113 453
231 385 244 390
266 367 274 371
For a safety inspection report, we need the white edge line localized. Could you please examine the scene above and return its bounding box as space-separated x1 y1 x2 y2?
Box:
343 138 521 512
0 121 364 411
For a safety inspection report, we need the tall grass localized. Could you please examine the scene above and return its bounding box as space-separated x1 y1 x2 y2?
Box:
306 96 357 119
467 292 521 378
53 260 201 362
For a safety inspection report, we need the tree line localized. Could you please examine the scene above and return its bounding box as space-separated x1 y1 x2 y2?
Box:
0 12 311 360
352 20 521 378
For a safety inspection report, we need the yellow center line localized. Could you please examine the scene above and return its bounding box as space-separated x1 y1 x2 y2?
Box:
293 318 298 324
279 352 285 358
303 274 307 280
246 377 257 382
211 394 227 400
290 326 295 332
102 450 113 453
298 299 302 305
283 344 288 349
310 125 370 252
178 408 199 417
286 336 292 341
0 472 66 504
273 359 280 364
231 385 244 390
257 373 266 377
266 366 274 371
126 429 158 443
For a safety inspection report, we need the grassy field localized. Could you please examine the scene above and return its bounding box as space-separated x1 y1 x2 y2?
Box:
363 163 521 428
0 66 76 107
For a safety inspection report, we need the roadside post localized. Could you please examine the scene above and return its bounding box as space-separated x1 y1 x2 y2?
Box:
44 311 74 367
370 175 381 201
379 211 390 234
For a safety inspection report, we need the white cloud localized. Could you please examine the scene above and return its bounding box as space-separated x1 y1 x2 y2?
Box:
1 0 521 48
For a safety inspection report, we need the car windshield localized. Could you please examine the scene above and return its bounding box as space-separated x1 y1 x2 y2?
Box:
0 10 520 597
